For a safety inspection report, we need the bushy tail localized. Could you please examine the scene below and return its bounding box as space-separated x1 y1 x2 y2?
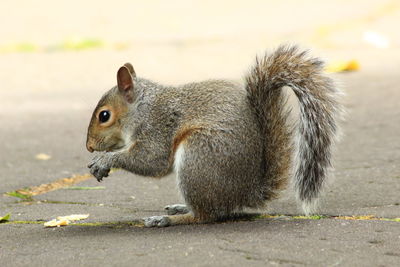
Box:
245 45 342 214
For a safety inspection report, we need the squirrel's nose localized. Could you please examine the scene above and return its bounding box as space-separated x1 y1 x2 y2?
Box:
86 142 94 153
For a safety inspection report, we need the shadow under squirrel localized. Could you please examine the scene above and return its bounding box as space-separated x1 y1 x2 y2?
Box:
86 45 342 227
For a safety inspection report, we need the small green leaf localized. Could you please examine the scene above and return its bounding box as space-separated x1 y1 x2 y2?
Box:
0 213 11 223
5 191 33 200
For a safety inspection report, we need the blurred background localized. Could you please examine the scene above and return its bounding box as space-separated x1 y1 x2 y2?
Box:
1 0 399 198
1 0 399 105
1 0 399 91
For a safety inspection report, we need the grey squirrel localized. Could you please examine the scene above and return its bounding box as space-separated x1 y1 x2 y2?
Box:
86 45 342 227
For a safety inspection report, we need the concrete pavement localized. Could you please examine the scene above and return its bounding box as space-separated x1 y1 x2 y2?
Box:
1 1 400 266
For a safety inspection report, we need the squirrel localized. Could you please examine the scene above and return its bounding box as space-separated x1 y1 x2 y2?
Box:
86 45 342 227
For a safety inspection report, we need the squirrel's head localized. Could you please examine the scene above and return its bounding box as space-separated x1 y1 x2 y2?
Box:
86 63 136 153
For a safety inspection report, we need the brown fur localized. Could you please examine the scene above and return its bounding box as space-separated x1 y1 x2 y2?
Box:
87 92 128 153
172 126 203 154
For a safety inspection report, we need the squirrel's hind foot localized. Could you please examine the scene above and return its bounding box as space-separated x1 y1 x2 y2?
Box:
143 213 200 227
143 215 171 227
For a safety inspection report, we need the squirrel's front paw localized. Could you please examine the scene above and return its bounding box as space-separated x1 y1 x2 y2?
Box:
88 154 111 182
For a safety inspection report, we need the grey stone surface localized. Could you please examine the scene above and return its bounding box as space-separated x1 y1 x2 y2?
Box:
1 219 399 266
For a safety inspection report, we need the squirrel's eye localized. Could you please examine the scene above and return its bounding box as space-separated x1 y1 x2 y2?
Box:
99 110 111 123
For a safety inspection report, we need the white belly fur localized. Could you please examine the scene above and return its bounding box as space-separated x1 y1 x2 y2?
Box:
174 144 185 174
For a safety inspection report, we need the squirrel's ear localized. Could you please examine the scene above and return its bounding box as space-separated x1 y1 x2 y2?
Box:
117 64 135 103
123 63 136 78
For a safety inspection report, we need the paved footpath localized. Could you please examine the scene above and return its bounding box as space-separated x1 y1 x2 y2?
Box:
1 1 400 266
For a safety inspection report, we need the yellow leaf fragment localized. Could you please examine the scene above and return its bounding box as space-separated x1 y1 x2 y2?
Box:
57 214 90 222
325 60 360 73
44 214 90 228
35 153 51 160
44 219 69 227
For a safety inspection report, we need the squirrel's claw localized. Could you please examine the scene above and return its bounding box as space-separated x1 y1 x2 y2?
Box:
90 166 110 182
88 156 110 182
